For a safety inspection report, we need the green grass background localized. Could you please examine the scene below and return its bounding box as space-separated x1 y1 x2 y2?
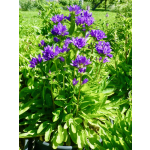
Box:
20 8 117 27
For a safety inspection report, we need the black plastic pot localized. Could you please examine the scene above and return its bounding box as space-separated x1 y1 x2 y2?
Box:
24 139 78 150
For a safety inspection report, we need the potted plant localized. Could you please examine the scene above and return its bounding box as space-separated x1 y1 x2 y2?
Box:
19 5 128 150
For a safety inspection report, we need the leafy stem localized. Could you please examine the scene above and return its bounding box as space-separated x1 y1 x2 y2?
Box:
54 61 59 83
98 61 103 79
63 57 67 89
73 49 78 78
76 73 82 116
90 42 95 60
51 84 55 111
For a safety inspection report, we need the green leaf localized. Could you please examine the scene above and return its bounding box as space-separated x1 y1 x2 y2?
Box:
45 93 53 107
71 123 76 133
80 101 95 109
56 95 66 100
69 125 77 144
77 131 84 149
81 84 90 92
63 128 68 142
88 119 100 128
27 77 34 88
37 121 49 134
64 121 69 129
68 13 75 35
19 130 43 138
19 87 33 98
45 125 53 142
99 95 108 108
25 112 43 120
52 134 59 149
56 125 64 144
19 96 38 115
119 137 130 150
88 137 96 149
74 117 82 124
64 114 73 122
58 125 63 134
102 88 115 96
52 108 62 122
54 100 65 107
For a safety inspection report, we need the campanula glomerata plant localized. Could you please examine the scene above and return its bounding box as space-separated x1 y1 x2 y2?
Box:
19 4 128 150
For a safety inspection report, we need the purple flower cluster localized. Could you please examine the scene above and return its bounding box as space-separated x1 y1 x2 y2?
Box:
71 37 87 49
70 55 91 73
61 38 71 53
29 40 70 68
29 58 38 68
73 78 79 86
50 14 64 23
38 40 46 47
64 14 71 21
95 41 113 63
42 45 61 61
75 10 94 26
90 30 107 41
67 5 82 15
58 56 65 62
82 78 88 85
29 54 43 68
53 37 60 43
51 22 69 36
72 78 89 86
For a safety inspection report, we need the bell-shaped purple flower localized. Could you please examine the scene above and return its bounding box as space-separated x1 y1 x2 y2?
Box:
103 57 109 63
58 56 65 62
61 38 71 53
51 22 69 36
73 78 79 86
42 45 61 61
39 40 46 47
50 14 64 23
99 56 102 62
95 41 112 55
70 55 91 68
54 46 62 56
78 67 86 73
67 5 82 15
75 10 94 26
107 53 113 58
90 30 107 41
37 54 43 63
53 37 60 43
29 57 38 68
82 78 88 85
71 37 87 49
64 14 71 21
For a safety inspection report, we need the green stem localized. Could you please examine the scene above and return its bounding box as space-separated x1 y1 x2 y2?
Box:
76 74 82 116
54 62 59 83
90 43 94 60
51 84 55 111
73 50 78 78
98 62 102 79
125 35 128 64
63 58 66 89
95 66 99 78
54 61 59 92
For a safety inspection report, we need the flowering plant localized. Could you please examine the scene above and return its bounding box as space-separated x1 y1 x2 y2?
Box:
19 5 128 149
